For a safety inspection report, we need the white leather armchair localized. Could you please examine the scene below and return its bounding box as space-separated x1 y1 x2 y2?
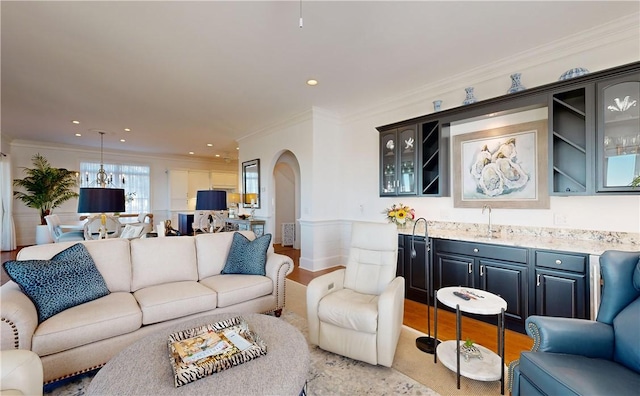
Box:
0 349 43 396
307 221 404 367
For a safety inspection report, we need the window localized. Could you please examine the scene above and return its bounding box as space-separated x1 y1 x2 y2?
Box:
79 162 150 214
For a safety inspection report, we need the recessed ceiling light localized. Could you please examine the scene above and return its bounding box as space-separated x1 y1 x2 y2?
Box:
215 154 220 157
124 128 131 132
189 151 195 155
75 133 82 137
207 143 213 147
120 139 126 142
306 79 318 86
72 120 80 124
236 147 239 150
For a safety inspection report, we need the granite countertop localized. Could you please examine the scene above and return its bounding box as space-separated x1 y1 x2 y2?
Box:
399 222 639 256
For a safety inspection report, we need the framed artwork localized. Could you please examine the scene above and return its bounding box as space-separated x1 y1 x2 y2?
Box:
453 120 549 209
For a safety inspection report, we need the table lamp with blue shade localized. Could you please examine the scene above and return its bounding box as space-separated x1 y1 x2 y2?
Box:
196 190 227 232
78 187 126 238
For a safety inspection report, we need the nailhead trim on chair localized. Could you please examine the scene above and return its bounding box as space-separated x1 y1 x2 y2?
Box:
506 359 520 392
527 322 541 352
1 317 20 349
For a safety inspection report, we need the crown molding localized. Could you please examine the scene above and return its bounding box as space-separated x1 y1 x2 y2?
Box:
343 12 640 125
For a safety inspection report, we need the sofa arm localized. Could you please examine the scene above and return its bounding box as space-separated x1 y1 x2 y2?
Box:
377 276 405 367
306 269 346 345
0 283 38 351
526 315 614 359
0 349 43 396
264 252 294 312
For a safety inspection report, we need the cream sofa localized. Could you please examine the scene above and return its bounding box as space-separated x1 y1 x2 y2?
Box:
0 231 293 383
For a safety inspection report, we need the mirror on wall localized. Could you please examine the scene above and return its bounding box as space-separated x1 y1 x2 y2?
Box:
242 159 260 208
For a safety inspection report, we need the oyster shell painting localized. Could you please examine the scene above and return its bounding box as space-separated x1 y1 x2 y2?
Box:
463 131 536 200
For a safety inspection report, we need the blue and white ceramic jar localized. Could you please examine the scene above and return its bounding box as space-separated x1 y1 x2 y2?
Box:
433 100 442 112
463 87 477 105
507 73 526 93
558 67 589 81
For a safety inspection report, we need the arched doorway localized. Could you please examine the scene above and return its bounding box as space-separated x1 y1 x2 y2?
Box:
273 151 301 250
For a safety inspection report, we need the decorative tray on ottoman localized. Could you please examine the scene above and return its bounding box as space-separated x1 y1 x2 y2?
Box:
167 315 267 387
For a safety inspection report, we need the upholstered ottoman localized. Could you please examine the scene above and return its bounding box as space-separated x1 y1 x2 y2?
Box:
86 313 309 395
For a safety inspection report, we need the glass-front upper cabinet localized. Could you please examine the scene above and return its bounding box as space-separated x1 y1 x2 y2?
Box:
379 125 417 196
597 72 640 192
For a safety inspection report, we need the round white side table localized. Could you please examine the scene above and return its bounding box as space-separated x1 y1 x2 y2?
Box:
434 287 507 394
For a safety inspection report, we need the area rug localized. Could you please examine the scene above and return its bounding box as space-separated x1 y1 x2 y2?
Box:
43 281 437 395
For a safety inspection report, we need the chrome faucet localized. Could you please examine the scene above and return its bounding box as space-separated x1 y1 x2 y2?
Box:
482 204 493 238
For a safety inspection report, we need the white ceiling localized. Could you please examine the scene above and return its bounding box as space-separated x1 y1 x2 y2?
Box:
2 1 638 160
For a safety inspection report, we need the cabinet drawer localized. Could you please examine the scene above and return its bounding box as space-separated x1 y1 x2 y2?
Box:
435 239 527 264
536 251 585 273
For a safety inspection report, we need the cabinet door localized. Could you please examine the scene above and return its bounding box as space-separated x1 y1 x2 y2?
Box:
434 253 474 290
168 170 189 211
188 171 211 210
397 126 417 195
405 236 428 302
596 72 640 192
535 269 587 319
478 259 528 325
379 126 417 196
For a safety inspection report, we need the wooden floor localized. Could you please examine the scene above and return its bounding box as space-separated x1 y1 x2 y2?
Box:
2 244 533 363
276 244 533 364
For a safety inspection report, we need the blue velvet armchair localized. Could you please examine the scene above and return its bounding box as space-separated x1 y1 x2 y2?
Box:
510 250 640 396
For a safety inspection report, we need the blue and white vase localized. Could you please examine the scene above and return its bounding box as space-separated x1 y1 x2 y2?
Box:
507 73 526 93
463 87 477 105
433 100 442 112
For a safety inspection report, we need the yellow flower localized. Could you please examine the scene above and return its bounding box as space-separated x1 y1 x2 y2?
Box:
395 209 407 223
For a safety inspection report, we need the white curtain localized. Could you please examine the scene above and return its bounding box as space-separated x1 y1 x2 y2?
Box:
1 153 17 250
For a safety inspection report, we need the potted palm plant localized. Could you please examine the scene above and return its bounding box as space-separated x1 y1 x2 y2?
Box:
13 154 79 243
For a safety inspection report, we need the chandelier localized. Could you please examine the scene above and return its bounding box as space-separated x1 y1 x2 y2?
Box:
82 131 124 187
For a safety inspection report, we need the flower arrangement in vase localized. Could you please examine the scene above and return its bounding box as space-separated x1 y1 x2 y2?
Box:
383 203 415 227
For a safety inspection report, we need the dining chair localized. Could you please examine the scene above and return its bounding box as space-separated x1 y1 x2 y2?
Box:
44 214 85 243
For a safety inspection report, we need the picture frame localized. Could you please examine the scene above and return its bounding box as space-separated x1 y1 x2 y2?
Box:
452 120 549 209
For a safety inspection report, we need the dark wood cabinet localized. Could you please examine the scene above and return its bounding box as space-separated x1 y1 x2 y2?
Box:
534 250 588 319
420 120 449 196
398 237 592 333
379 125 418 196
398 235 430 303
433 239 529 331
379 61 640 198
596 71 640 193
549 85 595 195
178 213 194 236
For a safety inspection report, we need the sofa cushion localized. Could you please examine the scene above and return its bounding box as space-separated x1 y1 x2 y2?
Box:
3 243 110 323
130 237 198 291
16 239 133 293
133 281 217 325
519 351 640 396
222 233 272 276
200 274 272 308
318 289 379 333
613 298 640 373
31 292 141 356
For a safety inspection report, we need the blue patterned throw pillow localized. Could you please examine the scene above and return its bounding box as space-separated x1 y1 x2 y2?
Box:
222 232 272 276
3 243 110 323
